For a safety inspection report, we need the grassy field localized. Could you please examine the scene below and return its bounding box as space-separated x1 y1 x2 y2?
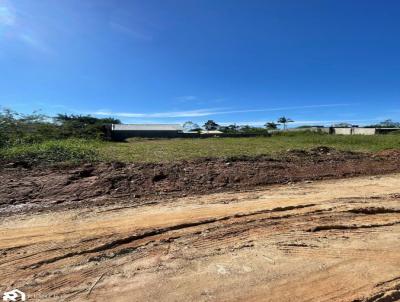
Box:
2 132 400 164
100 133 400 162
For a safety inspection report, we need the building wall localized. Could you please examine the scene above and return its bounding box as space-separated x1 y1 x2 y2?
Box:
319 127 331 134
333 127 377 135
352 128 376 135
333 128 352 135
111 130 182 140
271 127 330 134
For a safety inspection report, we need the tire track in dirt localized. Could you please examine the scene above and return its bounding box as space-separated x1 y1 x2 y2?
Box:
1 174 400 301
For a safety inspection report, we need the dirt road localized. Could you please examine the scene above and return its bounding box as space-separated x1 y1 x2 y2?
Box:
1 173 400 301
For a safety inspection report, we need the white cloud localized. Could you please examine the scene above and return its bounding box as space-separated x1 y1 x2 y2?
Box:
18 33 50 53
91 103 354 119
176 96 198 102
220 118 382 127
214 104 355 115
0 1 51 53
0 0 15 26
109 21 152 41
92 108 223 118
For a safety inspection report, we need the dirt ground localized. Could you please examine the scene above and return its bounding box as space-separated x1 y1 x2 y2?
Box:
1 168 400 301
2 147 400 216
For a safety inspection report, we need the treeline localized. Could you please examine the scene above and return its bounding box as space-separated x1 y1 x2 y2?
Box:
184 118 400 134
0 109 120 148
183 117 295 134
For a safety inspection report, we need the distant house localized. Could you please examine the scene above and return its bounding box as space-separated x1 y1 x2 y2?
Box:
272 126 400 135
200 130 223 135
110 124 184 139
374 128 400 134
331 127 400 135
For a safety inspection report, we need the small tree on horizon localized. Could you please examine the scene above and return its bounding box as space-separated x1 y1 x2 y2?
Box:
333 122 352 128
224 124 240 132
203 120 219 131
366 119 400 128
265 122 278 130
277 117 294 130
183 121 200 132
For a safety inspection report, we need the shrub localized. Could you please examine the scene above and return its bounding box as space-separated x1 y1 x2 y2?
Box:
0 109 120 147
0 139 101 164
271 130 326 137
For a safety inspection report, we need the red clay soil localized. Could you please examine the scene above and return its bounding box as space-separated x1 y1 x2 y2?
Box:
1 147 400 214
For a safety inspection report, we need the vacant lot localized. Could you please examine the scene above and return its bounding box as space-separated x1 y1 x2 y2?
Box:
2 135 400 301
2 133 400 164
99 134 400 162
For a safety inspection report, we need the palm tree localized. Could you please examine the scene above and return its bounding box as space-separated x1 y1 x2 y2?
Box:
277 117 294 130
265 122 278 130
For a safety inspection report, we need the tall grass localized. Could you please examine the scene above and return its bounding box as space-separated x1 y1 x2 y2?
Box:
98 133 400 163
1 133 400 165
0 139 101 164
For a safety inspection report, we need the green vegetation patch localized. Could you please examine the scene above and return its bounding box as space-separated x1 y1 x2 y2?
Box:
98 133 400 163
2 133 400 165
0 139 101 165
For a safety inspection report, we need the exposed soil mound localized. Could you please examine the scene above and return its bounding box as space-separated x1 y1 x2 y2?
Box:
1 147 400 214
374 149 400 158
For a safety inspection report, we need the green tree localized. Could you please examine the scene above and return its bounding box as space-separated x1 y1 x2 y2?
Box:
333 122 352 128
0 109 122 147
277 117 294 130
366 119 400 128
203 120 219 131
222 124 240 133
265 122 278 130
0 109 56 146
183 121 200 132
54 114 121 139
239 125 270 136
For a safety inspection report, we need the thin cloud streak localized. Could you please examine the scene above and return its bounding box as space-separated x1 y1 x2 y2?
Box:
176 95 198 102
0 0 15 26
220 118 382 127
0 0 51 53
109 21 152 41
18 32 50 53
92 108 223 118
92 103 354 119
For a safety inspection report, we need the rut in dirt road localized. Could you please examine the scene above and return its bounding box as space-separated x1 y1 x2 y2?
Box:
1 174 400 301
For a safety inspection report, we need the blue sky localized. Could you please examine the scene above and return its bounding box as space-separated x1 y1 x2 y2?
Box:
0 0 399 126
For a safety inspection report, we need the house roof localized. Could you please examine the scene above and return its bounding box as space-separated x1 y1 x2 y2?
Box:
112 124 184 131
